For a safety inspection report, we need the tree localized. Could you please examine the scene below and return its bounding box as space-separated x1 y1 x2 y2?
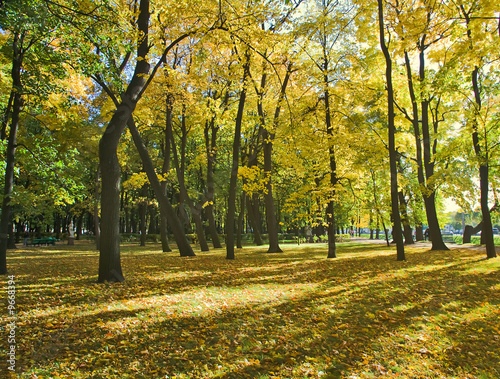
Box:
453 0 498 258
294 0 360 258
0 0 68 273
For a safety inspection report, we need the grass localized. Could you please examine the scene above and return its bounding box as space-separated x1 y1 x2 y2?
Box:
1 240 499 378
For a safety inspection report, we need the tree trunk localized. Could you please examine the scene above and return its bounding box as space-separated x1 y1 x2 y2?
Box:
263 130 282 253
398 188 414 245
378 0 405 260
237 192 246 249
204 117 223 248
247 194 263 245
139 183 147 246
94 166 101 250
421 98 448 250
400 202 413 244
99 118 126 282
148 204 157 234
159 213 171 252
1 91 14 140
160 96 173 252
324 102 337 258
0 32 24 274
463 224 474 244
226 50 251 260
415 224 424 242
76 214 83 240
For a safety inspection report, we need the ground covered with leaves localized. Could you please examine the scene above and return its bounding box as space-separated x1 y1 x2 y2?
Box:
1 241 499 378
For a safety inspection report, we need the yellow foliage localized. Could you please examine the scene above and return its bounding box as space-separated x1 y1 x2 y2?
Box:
238 166 268 195
123 172 149 190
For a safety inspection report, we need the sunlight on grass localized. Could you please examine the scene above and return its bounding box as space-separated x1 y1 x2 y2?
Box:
3 242 499 378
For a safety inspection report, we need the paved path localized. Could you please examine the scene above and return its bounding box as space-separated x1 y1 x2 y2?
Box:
349 237 500 254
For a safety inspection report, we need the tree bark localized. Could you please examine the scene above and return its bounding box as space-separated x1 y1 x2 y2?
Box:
398 190 414 244
421 97 448 250
378 0 405 260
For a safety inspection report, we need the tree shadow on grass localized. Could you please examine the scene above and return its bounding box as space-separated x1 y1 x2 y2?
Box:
7 244 500 378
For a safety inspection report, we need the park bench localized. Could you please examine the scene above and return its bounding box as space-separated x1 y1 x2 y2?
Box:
31 237 60 246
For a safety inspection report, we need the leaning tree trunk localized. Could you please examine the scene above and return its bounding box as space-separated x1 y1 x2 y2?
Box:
128 119 195 257
378 0 405 260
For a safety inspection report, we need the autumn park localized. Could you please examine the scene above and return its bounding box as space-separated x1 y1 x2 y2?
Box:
1 0 500 378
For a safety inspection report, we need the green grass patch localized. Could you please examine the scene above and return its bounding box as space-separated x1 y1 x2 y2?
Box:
1 241 499 378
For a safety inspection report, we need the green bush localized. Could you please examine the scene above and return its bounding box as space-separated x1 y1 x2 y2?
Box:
453 235 500 245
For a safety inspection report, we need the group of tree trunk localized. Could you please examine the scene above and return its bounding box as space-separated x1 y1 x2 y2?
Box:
377 0 497 260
